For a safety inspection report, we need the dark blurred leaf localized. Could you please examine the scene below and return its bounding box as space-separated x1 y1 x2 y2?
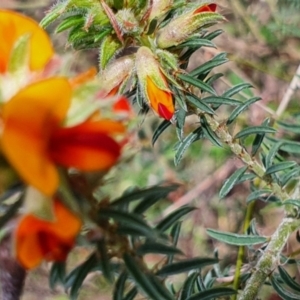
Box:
190 53 228 77
281 167 300 186
246 189 272 203
251 118 270 156
180 272 198 300
123 253 173 300
206 229 267 245
172 86 188 112
278 265 300 292
205 73 223 85
174 127 204 166
265 162 297 175
270 275 300 300
111 185 178 207
282 199 300 208
219 166 248 199
187 287 237 300
157 257 218 276
168 222 182 264
176 108 187 141
227 97 261 125
123 287 137 300
152 120 172 145
113 271 127 300
156 206 196 232
0 194 23 229
222 83 253 98
98 208 158 239
265 137 300 154
178 74 217 95
202 96 241 106
186 94 216 114
66 253 98 299
137 242 183 256
147 274 175 300
97 240 114 283
277 120 300 134
235 126 276 139
49 262 66 290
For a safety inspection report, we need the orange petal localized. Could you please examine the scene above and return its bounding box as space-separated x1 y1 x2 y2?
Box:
69 67 97 88
0 10 54 73
2 78 72 196
49 121 124 171
146 76 174 120
15 200 81 269
194 3 217 14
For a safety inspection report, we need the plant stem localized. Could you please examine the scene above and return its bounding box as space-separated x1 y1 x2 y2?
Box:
239 217 300 300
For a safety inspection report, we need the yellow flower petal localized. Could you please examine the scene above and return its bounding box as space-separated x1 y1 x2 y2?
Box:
0 10 54 73
2 78 72 196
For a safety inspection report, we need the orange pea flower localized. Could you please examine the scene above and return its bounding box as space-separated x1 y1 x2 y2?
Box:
136 47 174 121
15 199 82 269
1 77 125 196
0 10 53 73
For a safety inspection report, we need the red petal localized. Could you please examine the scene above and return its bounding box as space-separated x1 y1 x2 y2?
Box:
194 3 217 14
49 121 123 171
158 103 174 121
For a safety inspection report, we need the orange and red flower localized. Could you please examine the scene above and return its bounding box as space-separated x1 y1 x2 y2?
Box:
15 199 81 269
1 77 125 196
136 47 174 121
0 10 53 73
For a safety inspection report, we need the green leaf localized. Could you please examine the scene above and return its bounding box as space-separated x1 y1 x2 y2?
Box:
281 167 300 186
282 199 300 208
201 96 242 106
176 108 187 141
265 137 300 154
65 253 98 299
201 117 222 147
49 262 66 290
186 95 216 115
175 38 216 49
152 120 172 145
227 97 261 125
236 172 257 184
98 209 158 239
123 253 172 300
123 287 137 300
178 74 217 95
40 4 65 28
278 266 300 292
111 185 178 207
55 15 85 33
277 120 300 134
206 229 267 246
265 141 283 168
0 194 23 229
113 271 127 300
251 118 270 156
219 166 248 199
147 274 175 300
189 54 228 77
180 272 198 300
156 257 218 276
99 35 121 69
235 126 276 139
270 275 300 300
187 287 237 300
222 83 253 98
174 127 204 166
246 189 272 203
204 29 223 41
97 240 114 283
168 222 182 264
265 161 298 175
136 242 183 256
205 73 223 85
156 206 196 232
